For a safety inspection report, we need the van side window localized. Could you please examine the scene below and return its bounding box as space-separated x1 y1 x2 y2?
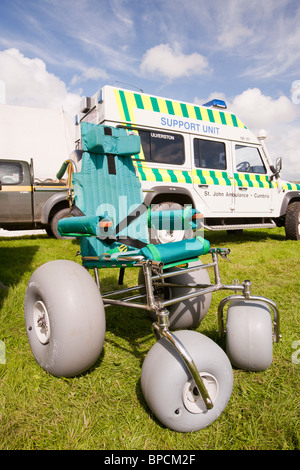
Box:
235 145 266 174
138 130 184 165
0 162 22 184
193 138 226 170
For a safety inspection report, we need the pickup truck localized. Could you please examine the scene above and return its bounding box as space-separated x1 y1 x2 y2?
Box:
0 158 72 238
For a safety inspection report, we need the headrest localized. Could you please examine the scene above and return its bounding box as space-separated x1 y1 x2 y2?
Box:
81 122 140 156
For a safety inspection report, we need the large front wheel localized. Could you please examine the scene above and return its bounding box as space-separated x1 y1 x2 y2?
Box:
24 260 106 377
141 330 233 432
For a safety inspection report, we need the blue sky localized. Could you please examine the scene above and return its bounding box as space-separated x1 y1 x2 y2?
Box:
0 0 300 179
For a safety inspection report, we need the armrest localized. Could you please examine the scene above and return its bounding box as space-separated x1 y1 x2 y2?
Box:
148 206 203 231
57 215 114 237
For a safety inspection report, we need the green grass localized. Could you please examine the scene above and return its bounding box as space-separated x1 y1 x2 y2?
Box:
0 228 299 450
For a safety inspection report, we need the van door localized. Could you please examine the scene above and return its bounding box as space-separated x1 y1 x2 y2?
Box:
232 143 272 214
192 137 234 215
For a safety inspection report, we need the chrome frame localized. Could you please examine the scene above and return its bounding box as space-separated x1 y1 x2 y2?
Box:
93 249 280 411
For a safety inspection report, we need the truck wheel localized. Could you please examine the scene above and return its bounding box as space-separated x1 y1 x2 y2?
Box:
149 202 193 244
138 262 212 329
226 300 273 371
24 260 106 377
141 330 233 432
50 207 74 239
285 201 300 240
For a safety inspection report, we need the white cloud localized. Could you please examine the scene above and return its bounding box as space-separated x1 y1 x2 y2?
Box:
230 89 300 181
0 48 81 115
218 24 253 49
196 88 300 181
71 66 108 86
229 88 299 130
140 43 210 81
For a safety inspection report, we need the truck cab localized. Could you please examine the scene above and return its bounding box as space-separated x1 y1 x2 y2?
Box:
0 158 71 237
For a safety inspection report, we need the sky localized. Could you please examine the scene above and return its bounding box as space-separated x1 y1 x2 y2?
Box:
0 0 300 180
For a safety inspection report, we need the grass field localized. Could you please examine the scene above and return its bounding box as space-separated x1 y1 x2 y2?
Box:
0 227 299 450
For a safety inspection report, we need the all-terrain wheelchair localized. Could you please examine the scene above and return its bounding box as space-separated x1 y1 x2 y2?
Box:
24 123 280 432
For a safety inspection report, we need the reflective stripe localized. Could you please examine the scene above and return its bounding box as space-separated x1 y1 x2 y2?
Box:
133 163 298 189
0 185 68 192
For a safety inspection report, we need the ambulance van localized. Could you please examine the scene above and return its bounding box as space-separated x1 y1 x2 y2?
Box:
74 85 300 241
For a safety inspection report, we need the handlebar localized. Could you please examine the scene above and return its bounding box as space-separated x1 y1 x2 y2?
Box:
56 159 77 180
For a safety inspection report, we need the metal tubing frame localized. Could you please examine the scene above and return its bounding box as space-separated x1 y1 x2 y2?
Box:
152 320 214 410
97 250 280 411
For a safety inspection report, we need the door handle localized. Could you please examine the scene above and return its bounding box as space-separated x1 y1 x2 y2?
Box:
198 184 209 188
238 187 248 191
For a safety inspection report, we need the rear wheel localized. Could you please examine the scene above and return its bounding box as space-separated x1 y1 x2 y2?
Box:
138 261 212 329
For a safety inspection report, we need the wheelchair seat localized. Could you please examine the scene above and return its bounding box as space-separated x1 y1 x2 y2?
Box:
58 123 210 269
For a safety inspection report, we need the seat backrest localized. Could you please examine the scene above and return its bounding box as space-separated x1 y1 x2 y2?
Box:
72 123 149 258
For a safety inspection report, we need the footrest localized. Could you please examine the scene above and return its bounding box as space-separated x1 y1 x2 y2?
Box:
140 236 210 264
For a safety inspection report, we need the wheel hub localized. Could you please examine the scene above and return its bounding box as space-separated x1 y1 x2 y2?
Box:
182 372 219 413
33 300 51 344
157 229 185 243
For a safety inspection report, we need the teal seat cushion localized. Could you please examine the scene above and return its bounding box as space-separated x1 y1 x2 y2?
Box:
82 126 140 156
69 123 149 260
57 123 210 267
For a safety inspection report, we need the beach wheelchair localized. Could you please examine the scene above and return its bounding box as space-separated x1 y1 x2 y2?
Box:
24 123 280 432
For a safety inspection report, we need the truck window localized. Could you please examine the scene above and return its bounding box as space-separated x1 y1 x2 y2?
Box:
193 138 226 170
235 145 266 174
137 130 184 165
0 162 22 184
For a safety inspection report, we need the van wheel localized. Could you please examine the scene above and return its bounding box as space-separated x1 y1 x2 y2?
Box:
149 202 193 244
285 201 300 240
50 208 74 239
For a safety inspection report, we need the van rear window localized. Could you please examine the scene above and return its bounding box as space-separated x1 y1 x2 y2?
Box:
138 130 184 165
193 138 226 170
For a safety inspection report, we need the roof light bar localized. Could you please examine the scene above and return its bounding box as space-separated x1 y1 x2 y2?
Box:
202 99 227 109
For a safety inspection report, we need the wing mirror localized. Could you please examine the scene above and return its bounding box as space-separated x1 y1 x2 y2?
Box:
270 157 282 179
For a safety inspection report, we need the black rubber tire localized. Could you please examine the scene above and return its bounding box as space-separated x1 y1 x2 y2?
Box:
50 208 74 239
285 201 300 240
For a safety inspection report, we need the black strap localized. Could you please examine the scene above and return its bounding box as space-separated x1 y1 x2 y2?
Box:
102 235 147 249
106 154 116 175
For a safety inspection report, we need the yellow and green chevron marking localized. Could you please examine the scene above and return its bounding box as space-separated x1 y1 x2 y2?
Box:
133 164 300 190
114 89 246 130
134 164 276 188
